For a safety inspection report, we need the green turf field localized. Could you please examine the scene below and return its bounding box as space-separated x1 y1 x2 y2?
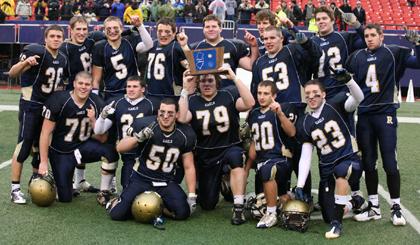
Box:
0 90 419 244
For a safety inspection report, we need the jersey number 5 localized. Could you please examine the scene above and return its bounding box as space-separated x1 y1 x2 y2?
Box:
111 54 128 80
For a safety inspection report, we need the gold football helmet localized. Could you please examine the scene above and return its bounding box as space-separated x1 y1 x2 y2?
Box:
131 191 163 223
29 174 56 207
280 200 310 232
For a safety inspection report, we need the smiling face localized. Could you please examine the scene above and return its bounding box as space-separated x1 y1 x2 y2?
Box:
315 12 334 36
157 23 176 46
104 19 123 42
73 74 93 101
126 79 145 100
158 103 177 131
45 30 64 51
203 20 222 43
70 22 88 45
263 29 283 54
304 83 326 110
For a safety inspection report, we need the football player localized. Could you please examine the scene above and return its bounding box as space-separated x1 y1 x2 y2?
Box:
245 80 296 228
145 17 189 98
38 71 119 203
189 14 259 88
251 25 322 202
8 25 68 204
60 16 105 195
94 76 157 190
296 72 364 239
109 99 197 221
178 67 255 225
92 15 153 101
347 25 420 226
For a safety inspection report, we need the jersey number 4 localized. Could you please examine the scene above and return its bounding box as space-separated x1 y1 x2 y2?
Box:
365 64 380 93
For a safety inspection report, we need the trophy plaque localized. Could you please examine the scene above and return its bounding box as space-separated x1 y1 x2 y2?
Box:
185 47 225 75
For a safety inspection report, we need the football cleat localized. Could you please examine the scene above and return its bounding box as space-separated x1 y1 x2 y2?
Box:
96 190 112 206
353 202 381 222
11 188 27 204
256 212 278 228
110 176 117 194
231 204 246 225
350 195 367 214
76 180 100 193
106 197 119 213
325 220 342 239
390 204 406 226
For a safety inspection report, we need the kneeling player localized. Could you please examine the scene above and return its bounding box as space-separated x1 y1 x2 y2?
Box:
295 72 364 239
245 81 296 228
38 72 118 203
109 99 197 221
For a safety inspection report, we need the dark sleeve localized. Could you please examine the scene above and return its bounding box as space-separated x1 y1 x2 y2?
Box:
224 85 240 102
296 115 311 144
299 37 322 62
42 93 63 121
88 31 106 42
131 116 156 134
233 39 250 58
402 45 420 69
183 125 197 153
345 49 359 74
281 103 298 124
329 92 348 112
342 30 366 52
92 94 106 118
92 41 105 67
250 61 260 100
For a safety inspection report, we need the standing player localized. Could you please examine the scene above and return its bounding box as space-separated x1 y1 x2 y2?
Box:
347 25 420 226
296 72 364 239
251 25 322 201
8 25 68 204
190 14 259 88
178 67 255 225
94 76 157 190
146 17 189 98
38 72 119 203
109 99 197 221
245 80 296 228
92 15 153 101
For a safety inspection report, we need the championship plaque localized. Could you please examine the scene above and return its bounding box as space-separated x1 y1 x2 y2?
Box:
185 47 225 75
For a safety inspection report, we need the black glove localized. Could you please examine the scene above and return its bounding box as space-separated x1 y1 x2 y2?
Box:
330 67 352 84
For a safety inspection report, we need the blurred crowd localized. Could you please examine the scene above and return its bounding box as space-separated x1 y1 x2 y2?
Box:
0 0 376 29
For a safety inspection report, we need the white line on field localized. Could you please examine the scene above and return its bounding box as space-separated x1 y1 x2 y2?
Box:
0 105 18 111
0 159 11 169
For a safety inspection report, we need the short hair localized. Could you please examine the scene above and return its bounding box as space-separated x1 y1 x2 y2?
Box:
258 80 278 95
364 24 383 35
314 6 335 22
74 71 93 83
104 16 123 28
304 79 326 92
198 73 221 89
255 9 277 26
203 14 222 27
127 75 146 87
160 98 179 112
44 25 64 38
157 17 177 33
264 25 283 37
69 16 88 29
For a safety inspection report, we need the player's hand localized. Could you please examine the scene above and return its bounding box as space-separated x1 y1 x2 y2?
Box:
269 101 283 114
218 66 236 81
244 30 257 47
277 16 294 28
294 187 306 202
176 27 188 48
182 69 196 94
330 67 352 84
405 28 420 45
87 105 96 121
134 124 154 143
38 162 49 176
295 32 308 45
130 15 143 27
187 193 197 215
25 55 40 66
342 12 361 28
100 101 116 119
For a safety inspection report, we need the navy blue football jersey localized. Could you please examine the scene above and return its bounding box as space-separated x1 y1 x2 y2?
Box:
19 44 68 104
346 45 420 115
300 95 358 164
188 86 241 152
311 30 365 98
247 107 287 163
92 37 140 94
251 42 321 106
132 116 196 182
190 39 249 87
43 91 105 153
146 39 186 96
60 37 97 89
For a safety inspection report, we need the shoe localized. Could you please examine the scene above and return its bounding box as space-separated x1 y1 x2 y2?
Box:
105 197 119 212
11 188 27 204
390 204 406 226
325 220 342 239
350 195 368 214
354 202 381 222
97 190 112 206
313 202 322 212
231 204 246 225
256 212 278 228
76 180 100 193
110 176 117 194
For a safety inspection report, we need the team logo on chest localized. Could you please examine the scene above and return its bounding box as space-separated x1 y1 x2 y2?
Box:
128 106 138 111
315 117 324 125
